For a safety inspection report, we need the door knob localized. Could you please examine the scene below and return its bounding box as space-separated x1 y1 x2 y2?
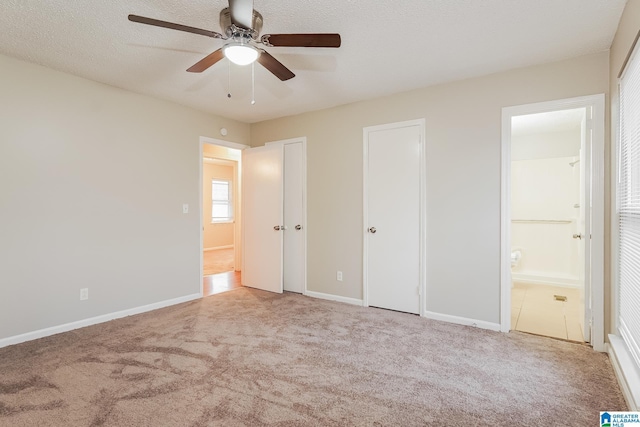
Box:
295 224 302 230
368 227 377 234
573 233 582 240
274 225 281 231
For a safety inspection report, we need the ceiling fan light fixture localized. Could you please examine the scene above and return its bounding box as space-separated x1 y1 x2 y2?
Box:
223 43 259 66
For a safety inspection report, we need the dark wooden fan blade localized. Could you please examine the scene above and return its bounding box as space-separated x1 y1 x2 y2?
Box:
187 49 225 73
261 34 341 48
257 50 295 81
228 0 254 29
128 14 224 39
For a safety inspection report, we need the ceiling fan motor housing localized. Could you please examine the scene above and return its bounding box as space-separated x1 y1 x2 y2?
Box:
220 7 263 39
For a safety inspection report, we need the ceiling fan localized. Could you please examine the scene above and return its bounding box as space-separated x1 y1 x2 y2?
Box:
128 0 341 81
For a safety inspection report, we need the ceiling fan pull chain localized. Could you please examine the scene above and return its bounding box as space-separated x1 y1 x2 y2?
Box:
227 61 232 98
251 62 256 105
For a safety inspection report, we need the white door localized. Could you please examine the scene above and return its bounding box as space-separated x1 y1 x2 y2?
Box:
578 110 592 342
283 142 305 293
365 122 423 314
242 145 283 293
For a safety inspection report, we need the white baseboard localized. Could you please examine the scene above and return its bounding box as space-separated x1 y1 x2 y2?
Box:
512 273 580 288
304 290 363 306
0 293 201 349
303 292 500 333
422 310 502 332
608 334 640 410
204 245 234 251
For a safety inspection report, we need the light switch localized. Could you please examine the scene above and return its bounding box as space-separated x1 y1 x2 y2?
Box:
183 204 189 214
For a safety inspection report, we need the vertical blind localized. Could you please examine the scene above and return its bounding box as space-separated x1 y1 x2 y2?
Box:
618 40 640 370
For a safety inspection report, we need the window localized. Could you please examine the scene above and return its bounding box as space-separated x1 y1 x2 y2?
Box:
618 39 640 370
211 179 233 222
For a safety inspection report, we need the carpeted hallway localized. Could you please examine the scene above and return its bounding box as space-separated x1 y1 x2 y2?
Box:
0 288 627 426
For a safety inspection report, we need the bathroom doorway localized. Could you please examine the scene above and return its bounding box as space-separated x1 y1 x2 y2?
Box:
500 95 605 350
510 108 585 341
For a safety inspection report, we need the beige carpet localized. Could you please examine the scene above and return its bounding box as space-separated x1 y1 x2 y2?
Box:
203 248 234 276
0 288 627 426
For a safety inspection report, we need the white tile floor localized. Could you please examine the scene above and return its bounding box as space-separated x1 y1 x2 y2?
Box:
511 282 584 342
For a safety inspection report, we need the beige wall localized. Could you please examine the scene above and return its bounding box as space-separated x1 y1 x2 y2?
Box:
203 163 235 249
0 53 250 340
251 52 609 324
608 0 640 336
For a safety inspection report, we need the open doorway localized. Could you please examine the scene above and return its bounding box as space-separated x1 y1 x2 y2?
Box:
200 137 247 296
501 95 605 351
509 108 586 341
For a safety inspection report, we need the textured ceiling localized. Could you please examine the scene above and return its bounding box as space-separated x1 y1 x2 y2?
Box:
0 0 628 123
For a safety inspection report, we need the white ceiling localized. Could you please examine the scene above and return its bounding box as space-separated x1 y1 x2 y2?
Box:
0 0 627 124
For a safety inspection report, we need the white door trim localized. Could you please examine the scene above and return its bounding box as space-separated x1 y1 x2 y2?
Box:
201 136 249 151
264 136 308 295
363 119 427 315
500 94 605 352
199 136 249 297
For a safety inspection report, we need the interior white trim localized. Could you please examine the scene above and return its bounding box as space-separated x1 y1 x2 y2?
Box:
612 80 622 345
200 136 249 151
362 118 427 315
304 290 363 307
265 137 307 147
423 311 502 332
262 136 308 295
500 94 605 352
0 293 201 349
608 334 640 410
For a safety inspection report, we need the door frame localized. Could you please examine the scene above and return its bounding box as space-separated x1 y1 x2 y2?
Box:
362 119 427 315
264 137 308 295
199 136 249 297
500 94 605 351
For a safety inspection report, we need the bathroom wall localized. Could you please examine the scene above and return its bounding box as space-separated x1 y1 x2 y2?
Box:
203 162 235 250
511 125 582 286
512 130 581 161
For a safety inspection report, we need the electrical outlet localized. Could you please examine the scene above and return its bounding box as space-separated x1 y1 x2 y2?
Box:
80 288 88 301
182 204 189 214
337 271 343 281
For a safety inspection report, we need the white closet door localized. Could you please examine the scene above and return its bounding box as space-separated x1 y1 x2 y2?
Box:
365 123 422 314
283 142 305 293
242 145 283 293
